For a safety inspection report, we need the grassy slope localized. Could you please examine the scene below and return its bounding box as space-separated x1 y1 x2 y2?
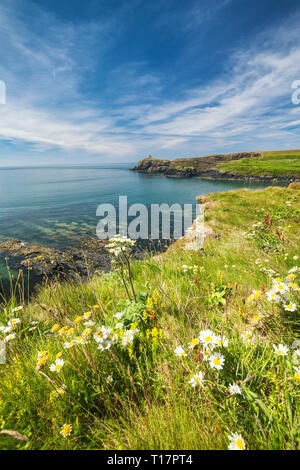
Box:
0 186 299 450
215 150 300 178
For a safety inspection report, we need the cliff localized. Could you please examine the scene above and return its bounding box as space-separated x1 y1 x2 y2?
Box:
131 151 300 182
131 152 263 178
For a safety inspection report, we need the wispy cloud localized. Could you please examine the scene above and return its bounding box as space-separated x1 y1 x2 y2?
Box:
0 0 300 162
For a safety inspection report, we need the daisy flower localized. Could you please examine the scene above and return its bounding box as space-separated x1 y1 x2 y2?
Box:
56 385 66 396
228 433 246 450
114 311 124 320
106 375 114 384
209 352 225 370
241 330 254 344
199 329 217 348
174 346 187 357
189 338 200 349
266 291 280 304
60 424 72 438
293 366 300 384
216 335 228 347
50 358 64 373
228 383 242 395
4 333 16 343
98 340 112 351
189 372 205 388
273 344 289 356
284 303 297 312
12 306 23 312
51 324 60 333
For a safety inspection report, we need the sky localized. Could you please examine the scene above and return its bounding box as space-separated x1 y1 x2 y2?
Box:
0 0 300 165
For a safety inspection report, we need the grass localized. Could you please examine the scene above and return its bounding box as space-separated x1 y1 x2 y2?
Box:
215 150 300 178
0 186 299 450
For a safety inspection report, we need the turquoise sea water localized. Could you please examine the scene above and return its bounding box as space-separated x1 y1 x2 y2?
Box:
0 163 272 248
0 163 273 284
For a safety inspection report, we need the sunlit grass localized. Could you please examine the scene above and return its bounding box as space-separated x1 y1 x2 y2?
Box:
0 187 299 450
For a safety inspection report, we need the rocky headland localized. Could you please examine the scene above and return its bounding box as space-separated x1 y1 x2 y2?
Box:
131 152 300 183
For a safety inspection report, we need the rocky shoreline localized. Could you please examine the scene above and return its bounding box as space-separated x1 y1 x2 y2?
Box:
131 154 300 184
0 237 173 291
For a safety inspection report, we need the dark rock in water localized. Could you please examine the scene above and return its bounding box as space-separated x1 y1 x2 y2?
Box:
0 238 111 285
0 237 174 290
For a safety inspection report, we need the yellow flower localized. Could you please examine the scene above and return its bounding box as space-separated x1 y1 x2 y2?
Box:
51 324 60 332
189 338 200 348
60 424 72 438
83 311 92 319
75 316 83 324
56 352 63 360
66 328 74 336
93 305 100 309
59 326 68 335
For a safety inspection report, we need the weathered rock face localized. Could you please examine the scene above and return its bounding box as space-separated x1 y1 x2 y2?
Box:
0 238 111 283
131 152 263 178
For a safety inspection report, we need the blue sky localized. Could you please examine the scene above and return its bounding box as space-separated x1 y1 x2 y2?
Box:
0 0 300 165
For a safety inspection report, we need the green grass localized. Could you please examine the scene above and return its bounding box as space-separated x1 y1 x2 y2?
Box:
215 150 300 177
0 187 299 450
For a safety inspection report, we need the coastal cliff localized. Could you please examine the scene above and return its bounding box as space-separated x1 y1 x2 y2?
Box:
131 150 300 182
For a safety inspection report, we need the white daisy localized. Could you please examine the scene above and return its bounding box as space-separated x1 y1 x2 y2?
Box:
228 432 246 450
174 346 187 357
209 352 225 370
189 372 205 388
273 344 289 356
50 358 64 373
228 383 242 395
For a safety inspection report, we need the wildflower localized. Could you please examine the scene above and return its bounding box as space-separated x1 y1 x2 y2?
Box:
75 335 88 345
293 366 300 384
74 316 83 324
189 372 205 388
56 385 66 396
121 333 134 347
253 290 261 299
174 346 187 357
203 348 211 361
189 338 200 349
66 327 74 337
228 433 246 450
273 344 289 356
36 353 48 370
273 282 288 294
209 352 225 370
59 326 68 336
98 340 112 352
106 375 114 384
284 303 297 312
83 320 95 327
293 255 298 260
83 311 92 319
12 306 23 312
51 324 60 333
93 305 100 309
199 329 217 348
241 330 254 344
228 383 242 395
4 333 16 343
60 424 72 438
266 291 280 303
216 335 228 347
64 340 76 349
114 311 124 320
82 328 92 338
50 358 64 373
8 318 21 328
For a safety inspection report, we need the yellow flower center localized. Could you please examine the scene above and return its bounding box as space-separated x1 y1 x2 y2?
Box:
205 336 212 342
54 364 62 371
213 358 220 365
236 439 244 450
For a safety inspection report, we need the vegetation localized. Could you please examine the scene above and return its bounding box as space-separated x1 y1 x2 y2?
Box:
0 186 299 450
216 150 300 178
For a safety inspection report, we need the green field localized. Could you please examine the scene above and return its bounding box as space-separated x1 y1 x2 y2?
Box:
0 186 299 450
216 150 300 177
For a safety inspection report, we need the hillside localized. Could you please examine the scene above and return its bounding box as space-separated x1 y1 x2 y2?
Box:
131 150 300 182
0 185 299 450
